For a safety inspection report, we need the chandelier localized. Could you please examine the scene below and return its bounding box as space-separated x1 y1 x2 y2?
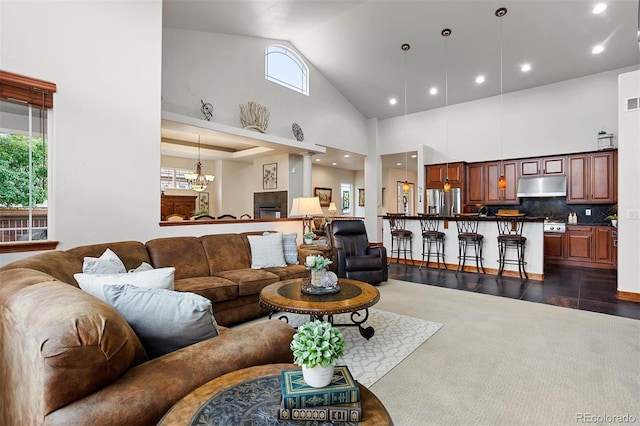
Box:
184 136 214 192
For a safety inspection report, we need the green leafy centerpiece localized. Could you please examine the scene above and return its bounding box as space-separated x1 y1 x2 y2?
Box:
302 255 337 294
291 320 345 387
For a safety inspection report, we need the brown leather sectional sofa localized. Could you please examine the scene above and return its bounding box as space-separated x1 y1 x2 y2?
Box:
0 232 307 425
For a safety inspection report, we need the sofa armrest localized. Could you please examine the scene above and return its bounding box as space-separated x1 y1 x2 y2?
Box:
46 320 295 426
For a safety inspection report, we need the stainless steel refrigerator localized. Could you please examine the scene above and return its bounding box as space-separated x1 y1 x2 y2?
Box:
425 188 462 216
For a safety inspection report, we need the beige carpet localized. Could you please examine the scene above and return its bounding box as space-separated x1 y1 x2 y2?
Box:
286 308 442 387
370 279 640 425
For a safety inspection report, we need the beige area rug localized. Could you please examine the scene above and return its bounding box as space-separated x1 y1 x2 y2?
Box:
370 279 640 426
285 308 443 387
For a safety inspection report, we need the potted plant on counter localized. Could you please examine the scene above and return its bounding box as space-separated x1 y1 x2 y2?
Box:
605 214 618 227
290 320 345 387
606 205 618 227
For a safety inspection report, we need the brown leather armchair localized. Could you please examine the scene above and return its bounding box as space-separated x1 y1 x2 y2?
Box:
329 219 388 285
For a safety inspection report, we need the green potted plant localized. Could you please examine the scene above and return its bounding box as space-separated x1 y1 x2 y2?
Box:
290 320 345 387
304 255 333 287
605 205 618 227
303 232 315 244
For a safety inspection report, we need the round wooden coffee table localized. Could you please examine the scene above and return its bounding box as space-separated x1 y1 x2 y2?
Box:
259 278 380 339
158 363 393 425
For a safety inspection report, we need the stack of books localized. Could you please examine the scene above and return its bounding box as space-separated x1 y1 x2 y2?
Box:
277 365 362 423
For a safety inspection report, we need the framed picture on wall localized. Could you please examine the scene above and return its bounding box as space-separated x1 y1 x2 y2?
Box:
358 188 365 207
263 163 277 189
198 192 210 214
314 187 332 207
342 190 350 211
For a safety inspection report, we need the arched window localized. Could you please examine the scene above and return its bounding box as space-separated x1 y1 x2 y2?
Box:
265 45 309 95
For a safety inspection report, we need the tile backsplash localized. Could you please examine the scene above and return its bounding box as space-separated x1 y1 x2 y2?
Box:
483 197 616 224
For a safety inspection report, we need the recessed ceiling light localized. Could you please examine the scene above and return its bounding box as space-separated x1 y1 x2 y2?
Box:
411 154 417 158
429 87 438 95
476 75 485 84
389 98 397 105
396 162 402 166
592 3 607 14
343 154 349 158
592 44 604 54
521 63 532 72
315 158 321 162
332 162 337 166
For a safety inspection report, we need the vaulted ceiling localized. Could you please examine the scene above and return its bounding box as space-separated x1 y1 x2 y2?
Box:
162 0 640 171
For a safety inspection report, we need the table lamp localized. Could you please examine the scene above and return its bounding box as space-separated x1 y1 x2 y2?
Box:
328 202 337 220
290 197 324 234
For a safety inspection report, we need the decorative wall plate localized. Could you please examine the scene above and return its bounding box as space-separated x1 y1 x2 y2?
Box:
291 123 304 142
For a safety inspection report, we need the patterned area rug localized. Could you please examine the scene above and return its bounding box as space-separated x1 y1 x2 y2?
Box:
286 308 443 387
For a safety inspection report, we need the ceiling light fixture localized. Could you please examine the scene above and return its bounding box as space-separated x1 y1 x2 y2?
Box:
442 28 452 193
592 3 607 14
184 135 214 192
496 7 507 191
429 87 438 95
401 43 411 194
476 75 485 84
592 44 604 54
389 98 397 105
521 63 531 72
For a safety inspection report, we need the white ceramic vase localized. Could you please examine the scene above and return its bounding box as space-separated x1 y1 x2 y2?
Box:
302 364 335 388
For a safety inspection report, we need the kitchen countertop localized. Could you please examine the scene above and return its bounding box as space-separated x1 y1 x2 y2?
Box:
380 215 545 222
567 222 616 227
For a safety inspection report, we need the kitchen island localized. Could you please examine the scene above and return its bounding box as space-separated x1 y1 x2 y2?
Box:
381 215 545 280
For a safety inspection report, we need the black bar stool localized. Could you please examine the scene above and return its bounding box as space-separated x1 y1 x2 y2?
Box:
418 213 447 270
455 213 485 273
387 213 413 265
496 213 528 280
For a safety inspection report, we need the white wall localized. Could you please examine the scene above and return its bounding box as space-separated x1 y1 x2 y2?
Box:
161 28 369 154
377 67 636 162
310 165 357 216
617 70 640 294
0 1 164 257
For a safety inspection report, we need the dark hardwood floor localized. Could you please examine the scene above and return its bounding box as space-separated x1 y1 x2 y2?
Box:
388 262 640 320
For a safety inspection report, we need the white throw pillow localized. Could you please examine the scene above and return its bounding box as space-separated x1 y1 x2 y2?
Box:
74 267 175 302
282 232 299 265
82 248 126 274
103 284 219 358
247 232 287 268
128 262 154 273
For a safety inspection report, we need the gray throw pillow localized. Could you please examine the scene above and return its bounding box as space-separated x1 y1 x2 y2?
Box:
103 284 219 358
282 232 299 264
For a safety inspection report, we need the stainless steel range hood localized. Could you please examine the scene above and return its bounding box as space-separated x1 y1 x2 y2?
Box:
516 175 567 197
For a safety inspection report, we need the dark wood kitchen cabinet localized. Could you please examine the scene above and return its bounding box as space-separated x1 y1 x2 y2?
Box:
466 163 484 204
565 226 593 262
543 233 565 260
520 157 565 176
544 225 616 270
485 160 518 204
161 195 196 220
465 160 517 205
567 151 616 204
593 226 616 265
426 162 465 189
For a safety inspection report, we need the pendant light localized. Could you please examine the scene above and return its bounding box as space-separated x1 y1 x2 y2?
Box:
184 135 215 192
496 7 507 191
402 43 411 194
442 28 452 193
